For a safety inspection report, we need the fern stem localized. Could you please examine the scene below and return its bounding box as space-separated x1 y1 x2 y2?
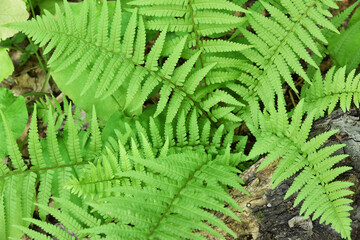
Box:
27 37 48 75
70 176 129 187
35 27 217 124
28 0 49 80
111 95 122 109
289 90 297 107
0 162 89 179
251 1 319 94
28 0 36 19
41 71 51 92
147 161 206 238
121 56 218 125
188 0 206 84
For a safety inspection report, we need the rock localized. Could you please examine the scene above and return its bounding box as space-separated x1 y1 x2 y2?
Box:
288 216 313 231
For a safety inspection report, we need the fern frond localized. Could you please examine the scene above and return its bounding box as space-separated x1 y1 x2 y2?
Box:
84 152 248 239
28 105 46 169
134 0 251 90
65 103 83 163
239 0 339 108
0 103 103 238
0 173 37 239
66 113 248 200
88 106 102 159
248 98 353 239
17 198 101 240
131 0 246 35
0 110 26 171
9 0 248 125
301 66 360 119
7 0 129 98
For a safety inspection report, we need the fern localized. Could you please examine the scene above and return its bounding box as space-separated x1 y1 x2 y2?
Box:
62 109 249 238
132 0 249 58
0 172 37 239
9 0 249 125
247 97 353 239
328 8 360 72
35 94 66 130
15 197 101 240
66 110 247 199
83 152 248 239
0 103 102 238
301 66 360 118
305 2 360 78
238 0 339 112
132 0 246 33
2 0 358 239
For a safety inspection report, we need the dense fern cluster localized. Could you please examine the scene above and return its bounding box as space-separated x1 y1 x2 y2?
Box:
249 97 353 237
302 67 360 118
0 0 359 239
14 0 249 124
0 102 102 238
67 109 247 198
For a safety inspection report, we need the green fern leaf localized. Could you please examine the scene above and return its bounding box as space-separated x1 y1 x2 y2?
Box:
88 106 102 158
0 110 25 171
38 170 54 220
161 35 188 78
248 98 353 239
85 152 247 239
65 104 83 163
19 198 101 239
28 105 46 168
302 66 360 118
46 108 65 166
239 0 339 108
145 27 168 71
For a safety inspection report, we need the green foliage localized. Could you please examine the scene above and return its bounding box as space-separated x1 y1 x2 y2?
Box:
32 0 65 14
66 110 247 199
10 0 250 124
132 0 246 34
0 88 27 160
0 0 29 40
0 47 13 81
248 98 353 239
0 102 102 238
237 0 339 119
16 197 101 240
328 7 360 73
301 67 360 119
0 0 359 239
85 152 247 239
132 0 249 59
